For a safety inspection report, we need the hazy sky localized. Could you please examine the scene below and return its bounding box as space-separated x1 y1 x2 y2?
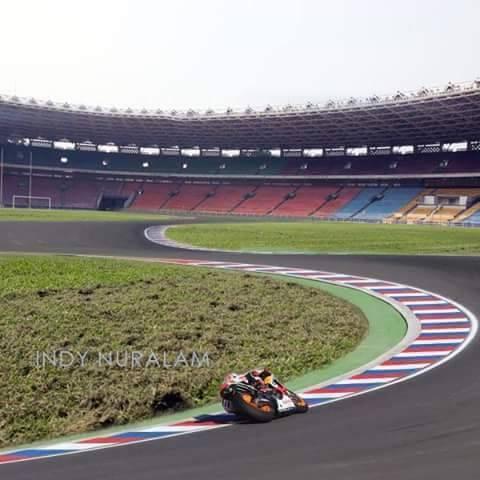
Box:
0 0 478 110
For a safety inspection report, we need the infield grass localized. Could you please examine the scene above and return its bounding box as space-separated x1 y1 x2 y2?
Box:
0 255 367 447
166 221 480 255
0 208 174 222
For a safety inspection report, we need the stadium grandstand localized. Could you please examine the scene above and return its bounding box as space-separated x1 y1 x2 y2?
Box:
1 79 480 225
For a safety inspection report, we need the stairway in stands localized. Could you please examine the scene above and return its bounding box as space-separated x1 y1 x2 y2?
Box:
333 187 385 219
311 187 360 218
271 186 338 217
232 185 294 215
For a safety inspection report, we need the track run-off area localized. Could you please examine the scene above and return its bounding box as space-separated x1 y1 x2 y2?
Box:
1 219 480 480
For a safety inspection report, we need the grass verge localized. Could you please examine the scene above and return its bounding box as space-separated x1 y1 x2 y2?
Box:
166 221 480 255
0 255 367 448
0 208 174 222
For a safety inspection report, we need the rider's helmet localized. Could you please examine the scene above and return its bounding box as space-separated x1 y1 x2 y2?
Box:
225 372 245 384
260 368 273 385
247 368 273 386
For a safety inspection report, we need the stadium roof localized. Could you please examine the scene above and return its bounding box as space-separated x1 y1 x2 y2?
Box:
1 80 480 150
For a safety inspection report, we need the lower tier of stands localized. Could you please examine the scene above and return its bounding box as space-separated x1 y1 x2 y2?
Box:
131 182 179 210
199 185 255 213
3 171 480 224
311 187 360 218
162 184 214 211
272 186 338 217
2 174 140 209
465 210 480 224
355 187 423 220
334 187 386 219
392 188 480 223
234 186 294 215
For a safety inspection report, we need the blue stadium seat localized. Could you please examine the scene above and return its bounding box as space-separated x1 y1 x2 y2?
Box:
464 210 480 224
354 187 422 220
334 187 385 219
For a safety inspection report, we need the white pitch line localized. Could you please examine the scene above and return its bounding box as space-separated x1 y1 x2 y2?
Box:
395 350 453 357
367 285 411 291
420 318 469 324
238 266 287 272
266 269 303 275
421 327 470 334
417 316 467 322
337 279 381 284
412 339 464 345
372 363 430 370
40 442 116 451
387 292 429 298
142 425 213 433
337 377 398 385
306 274 351 279
301 392 350 399
402 300 448 306
189 261 225 266
411 309 460 314
213 263 256 269
284 270 323 275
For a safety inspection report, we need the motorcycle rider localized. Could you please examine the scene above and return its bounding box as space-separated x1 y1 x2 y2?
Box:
222 368 275 393
245 367 274 391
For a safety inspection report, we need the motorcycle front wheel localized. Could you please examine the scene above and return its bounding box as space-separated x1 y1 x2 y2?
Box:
289 392 309 413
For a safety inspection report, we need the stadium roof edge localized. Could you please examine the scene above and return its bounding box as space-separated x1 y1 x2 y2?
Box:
1 79 479 118
1 79 480 149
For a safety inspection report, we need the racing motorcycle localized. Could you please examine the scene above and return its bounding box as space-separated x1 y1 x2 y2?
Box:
219 369 309 422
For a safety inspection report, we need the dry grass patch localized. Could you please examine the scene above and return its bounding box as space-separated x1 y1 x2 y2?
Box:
0 256 366 447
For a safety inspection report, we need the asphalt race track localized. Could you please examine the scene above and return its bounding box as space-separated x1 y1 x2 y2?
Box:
1 219 480 480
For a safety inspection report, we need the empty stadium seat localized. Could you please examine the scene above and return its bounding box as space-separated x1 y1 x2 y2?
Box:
463 209 480 224
196 184 256 213
428 205 465 223
456 202 480 223
312 187 360 218
354 188 422 220
271 186 338 217
333 187 384 219
131 182 178 210
233 186 293 215
405 205 437 222
162 184 214 211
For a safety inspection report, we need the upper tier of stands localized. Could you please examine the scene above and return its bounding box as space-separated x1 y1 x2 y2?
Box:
283 152 480 176
4 146 480 178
